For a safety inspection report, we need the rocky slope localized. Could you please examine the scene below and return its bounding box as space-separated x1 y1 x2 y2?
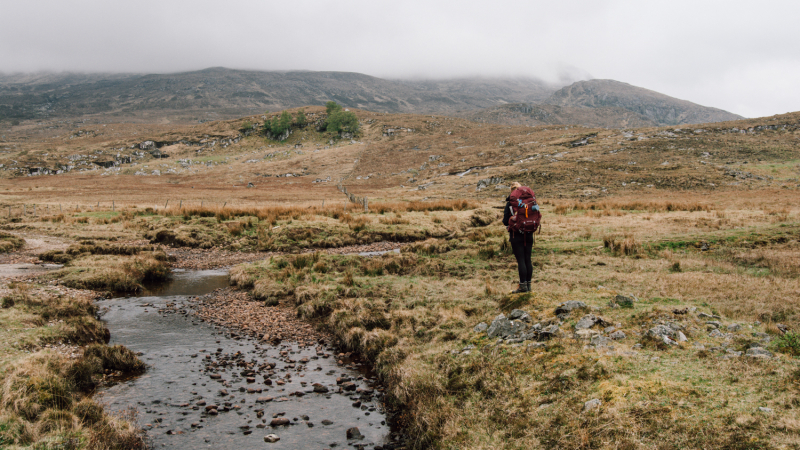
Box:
0 68 556 123
545 79 743 126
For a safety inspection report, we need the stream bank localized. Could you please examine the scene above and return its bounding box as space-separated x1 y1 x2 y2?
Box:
96 269 405 449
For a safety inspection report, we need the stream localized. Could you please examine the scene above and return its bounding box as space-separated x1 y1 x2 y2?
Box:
96 269 399 449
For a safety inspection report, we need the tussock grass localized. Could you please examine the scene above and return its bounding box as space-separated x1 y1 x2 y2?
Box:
0 284 145 448
51 253 170 293
0 232 24 253
225 204 800 449
547 199 713 215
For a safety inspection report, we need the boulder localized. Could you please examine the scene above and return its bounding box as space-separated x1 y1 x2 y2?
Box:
539 324 560 340
486 314 527 338
647 325 674 339
609 330 627 340
575 314 609 330
555 301 586 317
709 329 724 338
508 309 532 322
264 434 280 443
583 399 602 412
613 295 635 308
590 335 612 348
473 322 488 333
746 347 772 358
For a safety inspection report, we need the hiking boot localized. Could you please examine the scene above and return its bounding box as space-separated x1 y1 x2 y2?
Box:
512 283 527 294
524 281 531 292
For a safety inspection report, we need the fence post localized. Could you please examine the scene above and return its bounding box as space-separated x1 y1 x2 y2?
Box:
7 206 10 218
222 202 227 209
364 197 368 212
112 200 115 212
322 200 325 208
34 205 36 216
201 200 204 208
23 205 26 216
164 200 169 209
179 200 182 209
60 204 62 213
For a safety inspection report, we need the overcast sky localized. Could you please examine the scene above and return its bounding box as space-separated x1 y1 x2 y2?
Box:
1 0 799 118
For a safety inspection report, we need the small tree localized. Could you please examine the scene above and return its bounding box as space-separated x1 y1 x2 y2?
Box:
327 110 359 134
264 110 293 139
326 101 342 115
295 109 307 127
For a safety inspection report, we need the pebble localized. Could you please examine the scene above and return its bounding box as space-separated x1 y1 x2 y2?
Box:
264 434 280 443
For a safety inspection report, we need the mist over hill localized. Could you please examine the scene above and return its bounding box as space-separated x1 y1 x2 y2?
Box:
0 68 743 128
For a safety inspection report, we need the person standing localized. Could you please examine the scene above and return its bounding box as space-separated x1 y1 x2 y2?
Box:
502 182 541 293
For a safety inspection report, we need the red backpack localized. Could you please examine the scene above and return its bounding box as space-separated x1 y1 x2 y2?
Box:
508 186 542 235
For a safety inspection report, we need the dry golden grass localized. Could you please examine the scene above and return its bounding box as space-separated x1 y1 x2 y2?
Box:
1 108 799 449
0 283 145 448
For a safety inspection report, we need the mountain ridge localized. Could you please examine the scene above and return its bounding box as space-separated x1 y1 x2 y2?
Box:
0 68 742 128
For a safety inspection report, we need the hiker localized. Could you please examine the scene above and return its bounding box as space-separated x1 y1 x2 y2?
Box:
503 182 541 293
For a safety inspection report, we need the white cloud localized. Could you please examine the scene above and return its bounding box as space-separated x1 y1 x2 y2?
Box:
1 0 799 117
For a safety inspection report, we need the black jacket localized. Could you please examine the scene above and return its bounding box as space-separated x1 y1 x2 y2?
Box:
502 196 512 227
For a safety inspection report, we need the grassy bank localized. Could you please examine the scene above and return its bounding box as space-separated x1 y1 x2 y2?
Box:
39 242 171 293
0 281 146 449
227 202 800 449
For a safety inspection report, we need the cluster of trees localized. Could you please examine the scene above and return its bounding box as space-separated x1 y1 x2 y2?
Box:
262 110 300 137
261 101 358 141
324 101 359 134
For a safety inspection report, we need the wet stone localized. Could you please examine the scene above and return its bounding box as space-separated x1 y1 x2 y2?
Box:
347 427 365 440
270 418 290 427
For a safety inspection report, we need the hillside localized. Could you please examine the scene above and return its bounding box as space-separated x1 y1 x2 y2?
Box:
0 68 556 123
456 80 744 128
0 69 744 130
0 108 799 450
545 79 744 126
454 103 658 128
0 107 796 207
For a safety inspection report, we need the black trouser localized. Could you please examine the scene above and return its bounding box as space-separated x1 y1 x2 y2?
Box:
510 231 534 283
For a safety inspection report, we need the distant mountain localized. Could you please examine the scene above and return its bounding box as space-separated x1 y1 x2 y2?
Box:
458 79 744 128
0 69 743 128
455 103 657 129
0 68 556 123
544 79 743 126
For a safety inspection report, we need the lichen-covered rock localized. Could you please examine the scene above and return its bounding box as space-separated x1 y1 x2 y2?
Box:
555 301 586 317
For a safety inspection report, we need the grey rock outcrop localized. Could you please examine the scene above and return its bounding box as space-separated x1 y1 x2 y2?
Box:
575 314 609 330
487 314 527 338
555 301 586 317
583 398 602 412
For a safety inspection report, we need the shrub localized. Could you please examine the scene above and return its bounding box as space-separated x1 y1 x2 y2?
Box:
327 110 359 134
295 109 307 127
773 332 800 356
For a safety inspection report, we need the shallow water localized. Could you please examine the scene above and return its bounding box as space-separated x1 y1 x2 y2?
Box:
357 248 401 257
97 270 393 449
